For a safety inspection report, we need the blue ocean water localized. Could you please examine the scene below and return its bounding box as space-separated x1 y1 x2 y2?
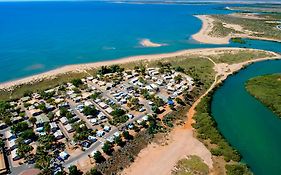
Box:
0 1 235 82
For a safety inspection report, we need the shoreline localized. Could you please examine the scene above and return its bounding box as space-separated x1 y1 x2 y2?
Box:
0 47 266 91
192 15 281 45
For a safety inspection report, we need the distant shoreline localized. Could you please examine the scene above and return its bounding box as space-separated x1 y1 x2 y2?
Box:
192 15 281 45
0 47 271 91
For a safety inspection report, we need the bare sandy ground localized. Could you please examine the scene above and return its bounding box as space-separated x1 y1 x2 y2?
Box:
0 47 257 91
139 39 167 47
121 128 213 175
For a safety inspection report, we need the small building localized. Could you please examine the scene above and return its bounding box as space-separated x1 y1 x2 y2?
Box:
54 130 64 140
103 125 111 132
8 139 17 150
11 149 21 161
35 114 50 127
65 124 74 133
90 118 98 125
98 102 108 109
105 107 114 114
21 96 30 102
97 112 106 120
96 130 105 137
88 136 97 143
5 130 16 141
60 117 68 125
50 122 59 132
59 151 69 160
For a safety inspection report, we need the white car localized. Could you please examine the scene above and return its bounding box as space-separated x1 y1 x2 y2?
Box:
139 107 146 112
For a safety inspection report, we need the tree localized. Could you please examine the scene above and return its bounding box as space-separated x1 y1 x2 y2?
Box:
174 74 183 83
83 106 98 116
175 98 185 106
71 79 83 87
93 151 105 163
44 123 51 134
47 112 55 121
17 143 33 159
175 66 185 73
122 131 133 140
20 129 37 141
29 117 37 126
114 136 125 147
38 103 47 113
102 142 113 155
11 121 29 134
68 165 83 175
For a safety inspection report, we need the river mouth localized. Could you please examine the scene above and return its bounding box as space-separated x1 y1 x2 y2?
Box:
211 59 281 175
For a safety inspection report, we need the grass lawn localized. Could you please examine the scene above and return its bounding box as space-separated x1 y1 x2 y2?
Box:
246 74 281 118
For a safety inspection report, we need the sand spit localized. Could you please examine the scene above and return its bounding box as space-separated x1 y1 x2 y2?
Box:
139 39 167 47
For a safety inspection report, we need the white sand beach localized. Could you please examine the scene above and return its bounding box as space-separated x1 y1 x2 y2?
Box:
192 15 231 44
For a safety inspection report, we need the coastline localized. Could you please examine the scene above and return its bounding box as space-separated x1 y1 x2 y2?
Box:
0 47 266 91
192 15 281 45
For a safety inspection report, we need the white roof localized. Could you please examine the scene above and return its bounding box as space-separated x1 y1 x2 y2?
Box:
11 149 19 159
59 151 69 160
98 102 107 108
50 122 58 129
60 117 68 124
54 130 63 138
105 107 114 114
65 124 73 131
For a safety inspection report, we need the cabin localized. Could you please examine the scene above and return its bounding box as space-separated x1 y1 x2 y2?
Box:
54 130 64 140
65 124 74 133
5 130 16 141
50 122 59 132
11 149 21 161
59 151 69 160
35 114 50 127
60 117 68 125
98 102 108 109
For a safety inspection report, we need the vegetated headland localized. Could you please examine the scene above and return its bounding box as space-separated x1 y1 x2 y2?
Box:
246 73 281 118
